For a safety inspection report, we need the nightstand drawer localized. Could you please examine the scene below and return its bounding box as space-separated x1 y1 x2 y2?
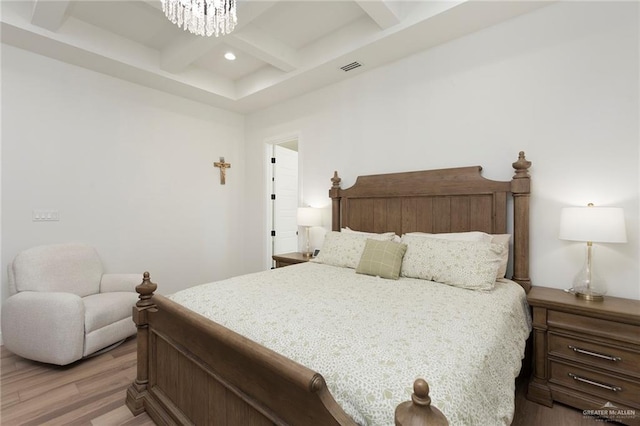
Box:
549 333 640 377
550 360 640 408
548 310 640 345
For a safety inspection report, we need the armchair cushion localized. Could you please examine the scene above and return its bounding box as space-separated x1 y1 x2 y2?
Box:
11 243 102 297
83 292 138 334
100 273 141 293
83 292 137 356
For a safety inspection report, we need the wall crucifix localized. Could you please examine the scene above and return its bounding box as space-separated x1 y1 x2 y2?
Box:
213 157 231 185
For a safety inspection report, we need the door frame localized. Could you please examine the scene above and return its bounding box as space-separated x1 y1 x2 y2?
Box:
263 132 302 270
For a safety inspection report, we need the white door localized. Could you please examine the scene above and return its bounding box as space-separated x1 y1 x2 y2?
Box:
271 144 299 259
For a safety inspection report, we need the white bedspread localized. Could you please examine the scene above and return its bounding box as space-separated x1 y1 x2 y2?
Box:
169 262 531 426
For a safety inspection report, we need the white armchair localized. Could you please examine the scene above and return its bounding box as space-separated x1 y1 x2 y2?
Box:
2 243 139 365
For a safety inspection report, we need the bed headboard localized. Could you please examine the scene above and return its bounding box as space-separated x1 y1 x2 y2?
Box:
329 151 532 292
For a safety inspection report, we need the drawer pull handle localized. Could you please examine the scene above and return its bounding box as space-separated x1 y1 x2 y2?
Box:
568 345 622 362
568 373 622 392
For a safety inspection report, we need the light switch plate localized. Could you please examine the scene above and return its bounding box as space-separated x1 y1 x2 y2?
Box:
32 209 59 222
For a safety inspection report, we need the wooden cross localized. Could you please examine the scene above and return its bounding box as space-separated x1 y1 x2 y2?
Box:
213 157 231 185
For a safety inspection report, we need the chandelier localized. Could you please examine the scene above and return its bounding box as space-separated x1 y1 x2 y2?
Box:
161 0 237 37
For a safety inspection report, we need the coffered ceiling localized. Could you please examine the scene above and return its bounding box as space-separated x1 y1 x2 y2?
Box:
1 1 551 113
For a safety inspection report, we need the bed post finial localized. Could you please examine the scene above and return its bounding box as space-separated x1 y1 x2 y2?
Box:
126 272 158 415
331 171 341 188
395 379 449 426
136 271 157 308
512 151 531 178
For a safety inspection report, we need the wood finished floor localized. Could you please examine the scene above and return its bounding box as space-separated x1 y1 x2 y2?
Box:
1 337 599 426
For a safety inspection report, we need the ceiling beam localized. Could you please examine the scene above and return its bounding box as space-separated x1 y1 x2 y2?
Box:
31 0 71 32
226 27 298 72
159 0 279 74
355 0 400 30
160 35 223 74
140 0 162 12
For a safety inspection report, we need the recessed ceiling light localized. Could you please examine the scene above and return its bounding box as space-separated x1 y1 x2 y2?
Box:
224 52 236 61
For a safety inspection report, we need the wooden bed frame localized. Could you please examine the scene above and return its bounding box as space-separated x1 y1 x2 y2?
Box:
126 151 532 425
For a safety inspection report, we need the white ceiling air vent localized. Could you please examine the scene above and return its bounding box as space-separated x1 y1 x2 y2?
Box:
340 61 362 72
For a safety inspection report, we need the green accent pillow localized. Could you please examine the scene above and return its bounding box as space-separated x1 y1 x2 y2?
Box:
356 239 408 280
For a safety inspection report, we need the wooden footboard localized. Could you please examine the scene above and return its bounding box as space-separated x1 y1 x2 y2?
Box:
126 273 447 426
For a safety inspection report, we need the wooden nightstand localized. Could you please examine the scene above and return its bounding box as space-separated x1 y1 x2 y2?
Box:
527 287 640 425
272 252 311 268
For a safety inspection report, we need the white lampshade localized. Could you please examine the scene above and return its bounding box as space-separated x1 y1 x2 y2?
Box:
297 207 321 227
559 206 627 243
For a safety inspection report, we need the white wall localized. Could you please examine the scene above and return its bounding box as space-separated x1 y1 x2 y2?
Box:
1 44 246 310
245 2 640 299
1 2 638 315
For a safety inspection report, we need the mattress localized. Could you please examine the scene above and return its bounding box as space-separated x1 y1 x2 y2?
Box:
169 262 531 425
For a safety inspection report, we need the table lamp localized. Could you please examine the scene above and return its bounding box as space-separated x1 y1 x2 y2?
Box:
559 203 627 301
297 207 321 257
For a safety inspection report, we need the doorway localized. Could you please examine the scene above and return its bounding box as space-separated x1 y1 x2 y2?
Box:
266 138 299 268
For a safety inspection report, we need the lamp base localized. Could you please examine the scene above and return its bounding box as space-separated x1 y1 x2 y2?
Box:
569 286 605 302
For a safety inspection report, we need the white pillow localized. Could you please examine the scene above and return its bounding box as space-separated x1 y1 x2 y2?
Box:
402 232 510 279
402 231 492 243
401 235 503 291
491 234 511 279
343 227 401 243
313 231 396 269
